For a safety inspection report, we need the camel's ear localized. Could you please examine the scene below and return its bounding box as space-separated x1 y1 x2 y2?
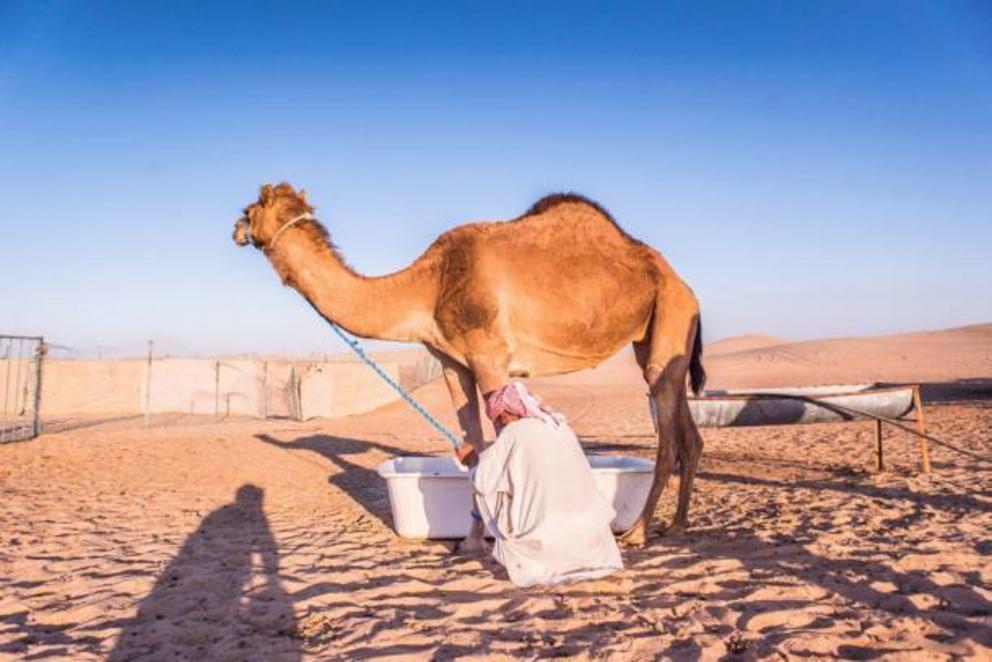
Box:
273 182 295 197
260 183 274 205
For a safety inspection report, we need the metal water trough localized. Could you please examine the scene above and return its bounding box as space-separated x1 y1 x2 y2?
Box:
687 384 930 473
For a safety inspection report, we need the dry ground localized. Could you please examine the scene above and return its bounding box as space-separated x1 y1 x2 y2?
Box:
2 332 992 660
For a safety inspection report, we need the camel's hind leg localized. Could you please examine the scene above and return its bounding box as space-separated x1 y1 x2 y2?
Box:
673 398 704 529
623 284 699 546
630 365 703 532
623 350 686 545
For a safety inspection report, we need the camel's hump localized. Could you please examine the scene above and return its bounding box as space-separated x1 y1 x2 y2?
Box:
519 192 634 239
522 192 615 222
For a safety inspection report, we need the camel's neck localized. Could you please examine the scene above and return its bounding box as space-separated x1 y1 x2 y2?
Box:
265 230 436 343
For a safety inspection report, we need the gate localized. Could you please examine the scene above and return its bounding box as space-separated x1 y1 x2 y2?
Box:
1 335 45 442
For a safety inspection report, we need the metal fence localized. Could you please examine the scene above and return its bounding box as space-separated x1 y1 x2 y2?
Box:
1 335 45 443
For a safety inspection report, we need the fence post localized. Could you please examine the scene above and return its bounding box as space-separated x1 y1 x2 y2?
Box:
3 338 24 418
214 360 221 417
32 340 45 438
296 367 304 421
261 360 268 420
288 364 302 422
10 340 24 419
2 339 10 419
144 339 153 426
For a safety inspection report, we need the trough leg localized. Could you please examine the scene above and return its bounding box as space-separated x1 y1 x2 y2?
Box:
875 418 884 472
913 386 932 474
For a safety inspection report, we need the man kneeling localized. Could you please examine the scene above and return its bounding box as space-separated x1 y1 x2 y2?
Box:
460 382 623 587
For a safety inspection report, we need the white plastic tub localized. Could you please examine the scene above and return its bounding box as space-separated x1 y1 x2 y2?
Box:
377 454 654 539
587 455 656 532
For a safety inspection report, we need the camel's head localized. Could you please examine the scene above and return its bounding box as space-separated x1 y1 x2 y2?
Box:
233 182 313 249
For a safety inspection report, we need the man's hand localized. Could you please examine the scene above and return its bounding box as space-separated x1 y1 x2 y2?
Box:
456 444 479 468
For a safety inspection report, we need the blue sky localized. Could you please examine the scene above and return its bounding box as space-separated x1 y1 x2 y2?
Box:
2 1 990 356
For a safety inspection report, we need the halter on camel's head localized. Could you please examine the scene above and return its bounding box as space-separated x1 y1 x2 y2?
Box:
232 182 319 251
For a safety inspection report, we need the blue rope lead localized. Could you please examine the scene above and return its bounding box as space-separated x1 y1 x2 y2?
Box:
327 322 464 449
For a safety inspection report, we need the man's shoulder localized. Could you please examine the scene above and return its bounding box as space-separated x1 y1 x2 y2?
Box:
502 417 572 438
502 417 545 434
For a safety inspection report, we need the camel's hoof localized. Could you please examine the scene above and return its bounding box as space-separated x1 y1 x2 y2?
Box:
658 520 689 536
454 534 487 556
619 523 648 547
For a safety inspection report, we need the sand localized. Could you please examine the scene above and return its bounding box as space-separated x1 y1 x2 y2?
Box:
1 324 991 659
704 334 789 357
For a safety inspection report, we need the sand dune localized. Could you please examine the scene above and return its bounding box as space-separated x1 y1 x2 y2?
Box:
705 333 788 356
706 323 992 389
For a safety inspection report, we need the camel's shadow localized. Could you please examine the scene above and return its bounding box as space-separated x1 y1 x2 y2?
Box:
255 432 413 532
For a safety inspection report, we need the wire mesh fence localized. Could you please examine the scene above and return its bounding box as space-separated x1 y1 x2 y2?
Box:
21 338 444 437
1 335 44 443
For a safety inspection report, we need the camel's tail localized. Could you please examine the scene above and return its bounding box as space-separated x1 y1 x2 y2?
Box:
689 316 706 395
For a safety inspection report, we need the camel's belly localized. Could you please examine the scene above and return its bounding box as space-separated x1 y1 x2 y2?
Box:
507 353 600 378
501 289 652 377
506 331 640 378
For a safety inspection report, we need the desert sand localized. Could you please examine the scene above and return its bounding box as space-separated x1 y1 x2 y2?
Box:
1 324 991 659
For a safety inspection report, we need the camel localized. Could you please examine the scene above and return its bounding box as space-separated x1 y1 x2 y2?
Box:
233 183 705 545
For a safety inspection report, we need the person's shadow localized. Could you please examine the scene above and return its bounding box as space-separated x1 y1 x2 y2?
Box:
109 485 300 661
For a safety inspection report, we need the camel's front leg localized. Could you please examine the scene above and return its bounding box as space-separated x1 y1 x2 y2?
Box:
430 349 484 454
457 353 513 554
429 350 488 553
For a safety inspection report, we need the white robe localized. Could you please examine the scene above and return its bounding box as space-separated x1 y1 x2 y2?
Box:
472 417 623 587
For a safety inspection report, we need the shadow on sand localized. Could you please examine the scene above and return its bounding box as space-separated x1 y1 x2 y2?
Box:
248 428 992 657
98 422 991 658
108 485 300 661
625 516 992 657
255 432 414 531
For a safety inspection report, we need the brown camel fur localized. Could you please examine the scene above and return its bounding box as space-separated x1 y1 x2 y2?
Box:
233 182 705 545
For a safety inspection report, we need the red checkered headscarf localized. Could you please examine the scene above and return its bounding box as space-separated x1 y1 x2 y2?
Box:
484 381 565 427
